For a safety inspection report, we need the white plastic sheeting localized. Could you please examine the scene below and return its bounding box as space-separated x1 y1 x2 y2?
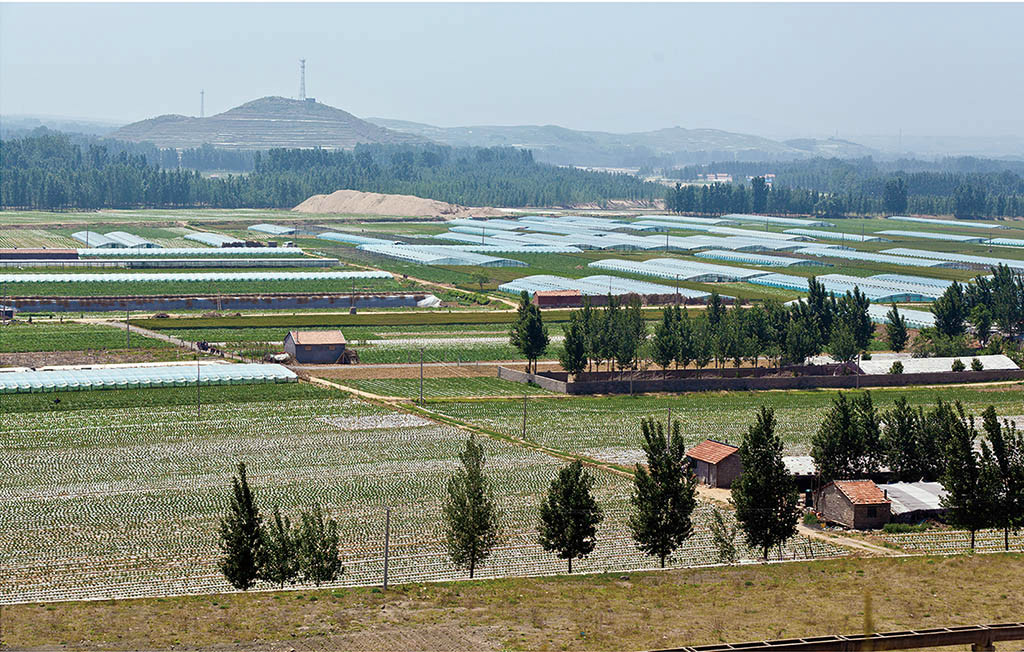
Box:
104 232 162 248
0 363 297 394
784 228 889 243
317 232 398 246
248 224 296 235
0 270 392 283
79 247 307 257
876 230 987 243
695 250 832 267
723 213 835 227
498 274 713 300
183 232 244 246
866 304 936 329
589 257 769 282
71 231 119 248
887 216 1008 230
881 248 1024 272
795 246 964 268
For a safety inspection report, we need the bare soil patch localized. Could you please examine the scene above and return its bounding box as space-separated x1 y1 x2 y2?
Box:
0 348 185 368
293 189 504 218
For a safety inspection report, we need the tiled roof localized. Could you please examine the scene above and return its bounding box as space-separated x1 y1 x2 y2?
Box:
833 480 889 505
289 330 346 345
686 439 739 464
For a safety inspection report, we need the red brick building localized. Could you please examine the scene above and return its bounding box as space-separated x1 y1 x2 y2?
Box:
814 480 891 530
685 439 742 488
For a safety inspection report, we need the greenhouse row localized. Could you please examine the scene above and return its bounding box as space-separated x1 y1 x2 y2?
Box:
794 246 964 269
248 223 296 235
497 274 711 300
317 232 399 246
984 238 1024 248
0 363 297 394
881 248 1024 272
746 273 944 303
0 270 392 283
783 228 889 243
183 231 243 247
589 257 768 282
871 273 955 289
876 230 988 243
356 244 526 267
634 214 737 226
694 250 832 267
722 213 835 228
79 247 307 257
886 216 1007 230
866 304 936 329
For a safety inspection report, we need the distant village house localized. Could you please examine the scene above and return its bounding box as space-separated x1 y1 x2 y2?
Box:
283 330 347 364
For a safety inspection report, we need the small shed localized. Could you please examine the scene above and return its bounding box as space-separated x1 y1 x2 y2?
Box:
685 439 742 488
814 480 891 530
877 481 948 523
284 330 347 364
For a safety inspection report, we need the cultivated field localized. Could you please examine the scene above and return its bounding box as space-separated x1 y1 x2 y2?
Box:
0 385 846 605
0 320 170 353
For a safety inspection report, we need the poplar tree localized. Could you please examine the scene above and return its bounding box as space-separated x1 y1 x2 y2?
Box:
218 462 264 590
811 392 881 481
940 403 996 549
296 505 344 586
885 304 908 352
881 397 922 482
537 460 604 573
558 315 587 377
628 418 697 568
651 306 678 374
980 406 1024 550
732 407 800 561
709 507 739 564
259 505 299 588
443 435 501 578
510 290 549 373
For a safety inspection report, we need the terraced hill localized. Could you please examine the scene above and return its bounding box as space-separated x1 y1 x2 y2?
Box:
113 96 428 150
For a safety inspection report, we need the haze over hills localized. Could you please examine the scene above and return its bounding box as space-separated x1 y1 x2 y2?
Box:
367 118 877 166
111 96 426 150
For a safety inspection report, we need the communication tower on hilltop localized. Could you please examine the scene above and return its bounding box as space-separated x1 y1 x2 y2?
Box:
200 90 205 118
299 59 306 101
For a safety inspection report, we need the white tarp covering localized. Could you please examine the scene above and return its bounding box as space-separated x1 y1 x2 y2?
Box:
0 363 297 394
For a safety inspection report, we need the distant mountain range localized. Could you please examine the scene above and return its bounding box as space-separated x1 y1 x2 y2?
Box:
111 96 426 150
367 118 877 166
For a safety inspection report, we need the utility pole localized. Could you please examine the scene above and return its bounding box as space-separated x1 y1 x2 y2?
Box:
125 310 130 348
419 347 424 404
382 507 391 590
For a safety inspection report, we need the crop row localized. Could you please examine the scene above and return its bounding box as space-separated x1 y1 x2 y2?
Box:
0 321 170 353
1 277 405 297
428 387 1024 458
1 396 845 603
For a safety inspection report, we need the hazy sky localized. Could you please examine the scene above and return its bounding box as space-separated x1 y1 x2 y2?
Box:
2 2 1022 140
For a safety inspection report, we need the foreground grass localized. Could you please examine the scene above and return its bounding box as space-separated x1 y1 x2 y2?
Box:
4 555 1022 651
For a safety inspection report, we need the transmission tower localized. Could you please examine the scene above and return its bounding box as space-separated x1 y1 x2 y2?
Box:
200 89 205 118
299 59 306 101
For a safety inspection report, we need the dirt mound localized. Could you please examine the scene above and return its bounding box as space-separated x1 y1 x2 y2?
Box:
292 189 504 218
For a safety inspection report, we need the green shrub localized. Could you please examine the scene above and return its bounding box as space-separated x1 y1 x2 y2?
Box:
861 352 872 360
802 512 820 526
883 522 929 534
952 358 966 372
889 361 904 375
971 357 984 371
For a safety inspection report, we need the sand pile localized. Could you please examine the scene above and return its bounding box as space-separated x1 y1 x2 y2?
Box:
292 189 504 218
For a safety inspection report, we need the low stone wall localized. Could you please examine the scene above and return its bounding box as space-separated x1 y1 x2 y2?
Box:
497 366 1024 395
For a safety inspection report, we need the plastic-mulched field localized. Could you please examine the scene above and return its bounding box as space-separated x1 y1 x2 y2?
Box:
878 530 1024 554
0 396 846 604
0 321 171 353
427 388 1024 462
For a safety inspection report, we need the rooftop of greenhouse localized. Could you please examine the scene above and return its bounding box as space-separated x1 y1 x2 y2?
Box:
104 231 162 248
984 238 1024 248
881 248 1024 271
0 362 297 394
589 257 769 282
634 215 737 226
876 230 988 243
871 273 955 289
182 231 244 246
784 228 889 243
748 273 942 303
866 304 936 328
71 231 118 248
887 216 1008 230
78 247 307 257
248 223 296 235
694 250 832 267
0 270 392 283
722 213 835 227
794 246 964 268
497 274 712 299
317 232 399 246
357 244 526 267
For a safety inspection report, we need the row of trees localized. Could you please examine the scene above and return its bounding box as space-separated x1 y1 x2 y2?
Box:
218 463 344 590
447 408 801 580
665 157 1024 218
811 394 1024 548
542 281 874 377
1 132 660 209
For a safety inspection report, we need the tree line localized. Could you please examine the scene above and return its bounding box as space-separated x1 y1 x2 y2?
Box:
665 157 1024 218
1 131 660 210
508 281 875 377
810 393 1024 549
